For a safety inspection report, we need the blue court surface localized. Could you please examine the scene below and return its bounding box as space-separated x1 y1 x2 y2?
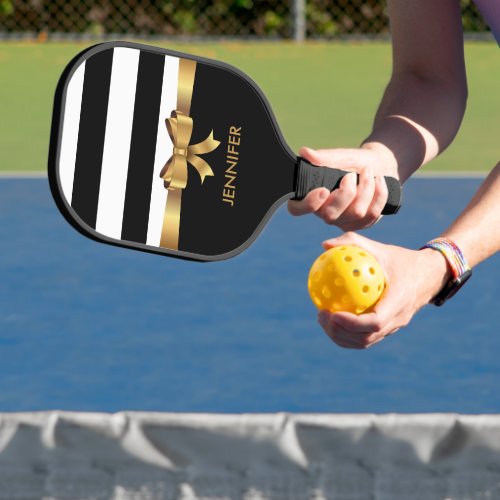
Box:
0 176 498 413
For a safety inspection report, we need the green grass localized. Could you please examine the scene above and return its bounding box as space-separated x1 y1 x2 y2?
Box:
0 40 497 172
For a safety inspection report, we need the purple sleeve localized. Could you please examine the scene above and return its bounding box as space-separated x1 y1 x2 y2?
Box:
473 0 500 45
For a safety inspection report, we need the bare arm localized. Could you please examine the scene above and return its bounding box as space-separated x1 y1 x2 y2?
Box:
363 0 468 182
289 0 468 226
441 162 500 268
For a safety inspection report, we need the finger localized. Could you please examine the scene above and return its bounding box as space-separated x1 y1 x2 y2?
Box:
330 311 385 335
325 172 389 231
319 311 371 349
315 172 357 224
339 213 383 233
332 289 402 339
299 146 323 165
331 336 364 349
331 317 390 349
329 327 379 349
385 328 400 337
318 310 333 330
364 174 389 224
361 328 399 348
288 187 330 216
321 323 365 349
319 310 391 349
343 164 376 221
367 288 411 335
364 335 386 348
330 324 371 348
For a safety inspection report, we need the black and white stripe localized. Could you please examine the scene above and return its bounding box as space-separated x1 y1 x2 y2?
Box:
59 47 179 248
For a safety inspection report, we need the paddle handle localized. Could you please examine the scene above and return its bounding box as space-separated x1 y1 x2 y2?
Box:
293 157 402 215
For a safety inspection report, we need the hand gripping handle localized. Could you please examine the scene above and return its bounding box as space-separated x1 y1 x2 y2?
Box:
293 157 402 215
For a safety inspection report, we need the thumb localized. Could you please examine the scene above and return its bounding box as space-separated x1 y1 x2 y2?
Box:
322 231 369 250
299 147 364 170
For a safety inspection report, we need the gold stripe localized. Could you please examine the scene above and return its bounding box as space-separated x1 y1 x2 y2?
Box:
177 59 196 116
160 188 182 249
160 58 197 251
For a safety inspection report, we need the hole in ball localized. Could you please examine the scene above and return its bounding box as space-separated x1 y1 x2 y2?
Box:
342 295 351 304
313 294 322 307
362 285 369 293
352 269 360 277
369 267 375 275
344 256 352 262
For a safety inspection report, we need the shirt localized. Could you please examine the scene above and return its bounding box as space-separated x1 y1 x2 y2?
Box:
473 0 500 45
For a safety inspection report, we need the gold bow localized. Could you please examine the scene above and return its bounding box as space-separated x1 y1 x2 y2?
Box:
160 110 220 190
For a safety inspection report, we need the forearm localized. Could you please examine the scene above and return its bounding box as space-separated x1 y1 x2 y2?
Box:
441 162 500 267
361 0 467 183
418 162 500 303
362 72 467 183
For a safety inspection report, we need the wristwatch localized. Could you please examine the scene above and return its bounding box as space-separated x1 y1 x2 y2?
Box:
421 238 472 306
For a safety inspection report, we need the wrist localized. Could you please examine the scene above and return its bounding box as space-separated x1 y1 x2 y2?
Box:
361 141 399 178
417 248 453 303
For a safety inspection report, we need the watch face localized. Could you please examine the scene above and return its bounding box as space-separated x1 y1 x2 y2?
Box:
432 269 472 306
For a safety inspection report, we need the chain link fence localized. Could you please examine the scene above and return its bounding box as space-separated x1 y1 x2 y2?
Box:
0 0 491 40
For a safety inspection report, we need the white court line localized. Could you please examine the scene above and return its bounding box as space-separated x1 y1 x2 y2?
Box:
0 170 488 179
0 171 48 178
414 170 487 178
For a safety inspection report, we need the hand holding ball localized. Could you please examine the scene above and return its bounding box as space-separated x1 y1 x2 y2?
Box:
308 245 385 314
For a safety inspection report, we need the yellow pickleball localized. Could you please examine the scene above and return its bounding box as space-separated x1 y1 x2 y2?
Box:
308 245 385 314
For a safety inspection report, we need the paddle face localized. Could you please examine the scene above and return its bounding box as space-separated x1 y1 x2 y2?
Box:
49 41 296 261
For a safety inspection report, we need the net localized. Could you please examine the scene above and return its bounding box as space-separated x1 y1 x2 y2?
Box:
1 412 500 499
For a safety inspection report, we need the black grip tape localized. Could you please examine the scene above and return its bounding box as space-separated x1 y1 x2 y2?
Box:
293 158 402 215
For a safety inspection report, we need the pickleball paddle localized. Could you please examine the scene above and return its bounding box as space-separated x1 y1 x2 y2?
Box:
49 41 401 262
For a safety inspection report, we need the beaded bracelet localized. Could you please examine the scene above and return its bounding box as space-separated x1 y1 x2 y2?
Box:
420 238 472 306
421 238 470 279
